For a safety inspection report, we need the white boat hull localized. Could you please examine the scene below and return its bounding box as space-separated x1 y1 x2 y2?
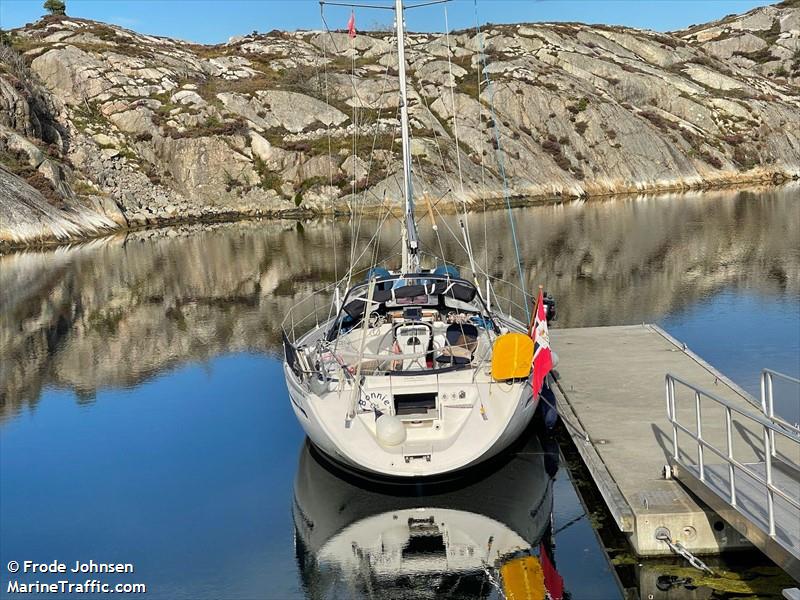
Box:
285 361 539 479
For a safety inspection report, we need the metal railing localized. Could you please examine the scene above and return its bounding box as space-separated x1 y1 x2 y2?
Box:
665 373 800 539
281 257 531 347
761 369 800 459
279 254 534 392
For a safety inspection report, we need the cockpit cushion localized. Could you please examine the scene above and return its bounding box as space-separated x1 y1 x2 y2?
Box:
436 323 479 365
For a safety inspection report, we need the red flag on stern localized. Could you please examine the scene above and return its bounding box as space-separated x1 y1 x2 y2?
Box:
539 542 564 600
347 12 357 38
530 288 553 400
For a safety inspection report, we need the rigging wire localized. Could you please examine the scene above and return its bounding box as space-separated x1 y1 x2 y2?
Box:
413 73 484 281
407 126 449 270
443 4 479 283
473 0 530 323
319 3 339 285
353 57 399 277
316 0 521 322
320 3 398 287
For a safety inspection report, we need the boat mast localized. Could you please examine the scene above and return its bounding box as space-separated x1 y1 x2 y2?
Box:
395 0 419 274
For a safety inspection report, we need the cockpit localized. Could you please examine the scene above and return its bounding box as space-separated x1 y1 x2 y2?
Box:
322 270 500 376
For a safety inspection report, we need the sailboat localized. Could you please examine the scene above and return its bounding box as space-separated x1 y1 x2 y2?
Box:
282 0 552 478
292 434 560 599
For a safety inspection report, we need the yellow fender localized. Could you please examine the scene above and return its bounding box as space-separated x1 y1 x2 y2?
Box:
491 333 534 381
500 555 545 600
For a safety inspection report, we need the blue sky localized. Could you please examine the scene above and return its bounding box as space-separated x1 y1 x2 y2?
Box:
0 1 775 44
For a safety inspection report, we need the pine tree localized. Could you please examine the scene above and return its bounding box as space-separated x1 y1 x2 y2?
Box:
43 0 66 16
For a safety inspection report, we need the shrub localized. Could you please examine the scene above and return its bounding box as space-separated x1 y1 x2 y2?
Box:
735 47 777 64
540 136 573 172
285 140 311 153
168 116 248 139
26 171 64 206
567 97 589 114
733 145 759 169
253 156 282 192
224 171 244 193
704 154 723 169
640 110 675 131
680 128 699 145
43 0 66 16
542 139 561 154
554 154 571 171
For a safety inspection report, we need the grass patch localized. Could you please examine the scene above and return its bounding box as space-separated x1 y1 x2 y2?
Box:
71 178 101 196
165 115 249 139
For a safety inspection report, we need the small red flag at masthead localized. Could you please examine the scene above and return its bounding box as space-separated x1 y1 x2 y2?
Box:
347 12 356 38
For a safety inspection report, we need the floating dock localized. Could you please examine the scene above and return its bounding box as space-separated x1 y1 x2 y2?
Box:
551 324 778 558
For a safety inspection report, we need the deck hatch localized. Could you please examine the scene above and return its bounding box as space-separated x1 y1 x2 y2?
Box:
402 533 445 558
394 392 437 416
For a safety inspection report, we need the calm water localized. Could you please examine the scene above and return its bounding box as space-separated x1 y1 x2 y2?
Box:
1 185 798 599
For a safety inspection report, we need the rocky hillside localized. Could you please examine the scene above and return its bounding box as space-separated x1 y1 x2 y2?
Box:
680 0 800 84
1 2 799 249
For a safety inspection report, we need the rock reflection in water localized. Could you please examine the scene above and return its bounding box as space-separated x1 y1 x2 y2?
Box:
292 431 561 600
1 186 797 420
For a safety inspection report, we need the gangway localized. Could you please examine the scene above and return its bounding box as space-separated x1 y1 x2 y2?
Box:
666 369 800 581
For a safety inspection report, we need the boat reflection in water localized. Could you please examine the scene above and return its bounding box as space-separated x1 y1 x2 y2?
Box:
292 429 564 599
